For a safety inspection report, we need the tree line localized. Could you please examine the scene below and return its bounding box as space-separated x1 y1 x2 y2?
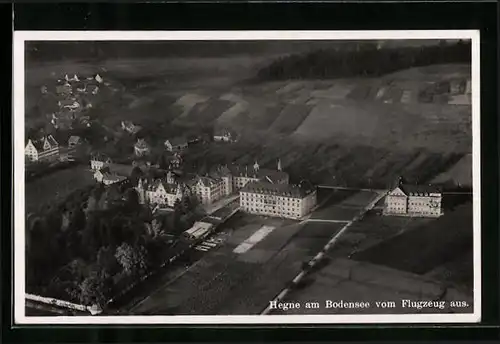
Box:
255 40 471 81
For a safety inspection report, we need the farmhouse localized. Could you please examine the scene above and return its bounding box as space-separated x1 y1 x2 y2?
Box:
87 85 99 95
25 135 60 162
240 180 317 220
68 135 82 148
95 74 104 84
384 183 442 218
213 129 235 143
90 154 113 171
93 167 127 186
58 99 81 111
164 137 188 152
121 121 142 135
134 138 150 156
230 161 289 190
65 74 80 82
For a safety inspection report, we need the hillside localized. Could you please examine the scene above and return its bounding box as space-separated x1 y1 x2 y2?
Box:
25 57 473 188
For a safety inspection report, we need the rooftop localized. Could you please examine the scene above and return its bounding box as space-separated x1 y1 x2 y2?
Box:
398 184 442 196
241 180 315 199
229 164 289 183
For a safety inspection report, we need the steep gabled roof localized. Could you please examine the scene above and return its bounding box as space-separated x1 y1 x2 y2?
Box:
68 135 81 145
46 135 59 146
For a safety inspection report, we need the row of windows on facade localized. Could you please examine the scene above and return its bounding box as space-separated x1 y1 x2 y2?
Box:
241 200 301 210
241 194 302 203
242 206 301 217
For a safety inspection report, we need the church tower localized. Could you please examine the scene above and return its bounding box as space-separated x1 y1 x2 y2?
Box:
277 159 282 172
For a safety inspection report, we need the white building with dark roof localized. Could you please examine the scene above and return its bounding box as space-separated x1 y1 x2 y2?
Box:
134 138 150 157
240 180 317 219
384 182 443 217
213 129 235 143
191 175 227 205
94 167 128 186
25 135 60 162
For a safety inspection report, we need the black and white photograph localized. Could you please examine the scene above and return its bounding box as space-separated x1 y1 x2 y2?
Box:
14 31 481 324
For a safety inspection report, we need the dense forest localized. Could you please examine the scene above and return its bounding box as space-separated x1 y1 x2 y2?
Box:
255 40 471 81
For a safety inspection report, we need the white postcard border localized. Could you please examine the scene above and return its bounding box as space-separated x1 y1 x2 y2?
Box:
13 30 481 325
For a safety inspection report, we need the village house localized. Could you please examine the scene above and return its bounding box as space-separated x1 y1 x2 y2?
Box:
87 84 99 95
68 135 82 148
65 74 80 82
164 137 189 152
95 74 104 84
93 166 128 186
121 121 142 135
384 181 443 218
160 152 183 170
25 135 60 163
58 99 81 111
134 138 150 157
213 129 235 143
230 160 288 190
240 180 317 220
90 154 113 171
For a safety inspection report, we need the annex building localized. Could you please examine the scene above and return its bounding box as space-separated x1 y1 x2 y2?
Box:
384 183 443 218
